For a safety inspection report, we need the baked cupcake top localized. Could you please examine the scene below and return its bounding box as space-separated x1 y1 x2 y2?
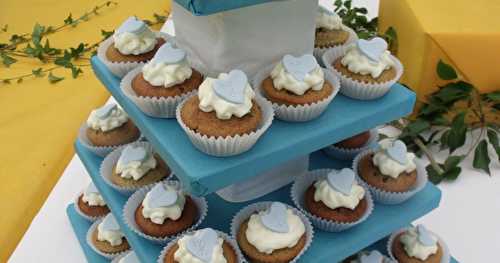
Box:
245 202 305 254
270 54 324 96
116 145 157 181
316 6 343 30
198 69 255 120
341 38 396 78
350 250 389 263
400 225 439 261
314 168 365 210
98 214 125 246
87 104 128 132
119 251 139 263
174 228 227 263
113 17 157 56
141 43 193 88
82 182 106 207
141 181 186 224
372 139 416 179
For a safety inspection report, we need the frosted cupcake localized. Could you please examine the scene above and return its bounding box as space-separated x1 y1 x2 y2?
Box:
112 251 139 263
88 214 130 258
389 225 449 263
343 250 394 263
75 182 110 221
315 6 355 49
323 130 378 161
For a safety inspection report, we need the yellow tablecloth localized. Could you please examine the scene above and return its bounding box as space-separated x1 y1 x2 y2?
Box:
0 1 169 260
379 0 500 98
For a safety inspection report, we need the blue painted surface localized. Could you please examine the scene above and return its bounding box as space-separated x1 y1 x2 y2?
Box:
91 56 416 196
66 204 110 263
75 141 441 263
174 0 273 15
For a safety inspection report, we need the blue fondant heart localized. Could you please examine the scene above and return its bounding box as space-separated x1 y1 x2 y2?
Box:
186 228 218 262
101 214 120 231
327 168 355 195
95 104 117 119
260 202 289 233
356 37 388 62
282 54 318 81
417 225 437 246
150 43 186 65
360 250 383 263
116 17 147 35
213 70 248 104
85 182 98 195
121 252 139 263
119 145 147 165
148 183 178 208
386 140 408 165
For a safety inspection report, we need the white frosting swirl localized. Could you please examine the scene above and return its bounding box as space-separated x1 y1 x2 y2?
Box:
116 151 157 181
142 60 192 88
97 221 125 246
372 139 417 179
198 73 255 120
82 190 106 207
87 106 128 132
400 227 438 260
313 179 365 210
113 29 157 55
174 232 227 263
270 62 325 96
341 44 396 78
316 9 343 30
141 184 186 224
245 209 305 254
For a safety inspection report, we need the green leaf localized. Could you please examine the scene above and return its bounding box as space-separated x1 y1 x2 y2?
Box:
32 68 44 77
444 155 463 171
1 52 17 67
101 29 114 39
71 66 83 78
434 81 473 104
440 129 450 151
426 164 443 184
473 140 491 175
437 60 458 80
444 167 461 181
401 119 430 138
447 111 467 153
48 72 64 83
64 13 74 25
32 23 45 45
483 91 500 102
487 129 500 161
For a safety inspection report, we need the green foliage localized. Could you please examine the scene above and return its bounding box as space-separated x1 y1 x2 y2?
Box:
437 60 458 80
473 140 491 175
48 72 64 83
1 52 17 67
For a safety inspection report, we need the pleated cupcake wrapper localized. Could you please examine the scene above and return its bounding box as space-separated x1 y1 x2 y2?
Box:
322 46 404 100
100 141 172 195
123 184 208 244
322 129 380 161
97 32 170 78
387 227 451 263
352 150 428 205
176 94 274 157
120 66 198 118
157 229 244 263
313 26 358 67
230 201 314 263
86 218 130 260
110 251 133 263
253 65 340 122
73 191 108 222
78 123 142 157
290 169 374 232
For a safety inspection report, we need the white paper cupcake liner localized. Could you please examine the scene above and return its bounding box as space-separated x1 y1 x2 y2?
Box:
123 183 207 244
73 191 109 222
387 227 451 263
176 94 274 157
120 66 199 118
86 218 130 259
230 201 314 263
352 150 428 204
157 229 244 263
97 32 170 78
323 129 379 161
253 65 340 122
78 123 142 157
290 169 374 232
314 26 358 67
110 251 132 263
322 46 404 100
100 141 172 195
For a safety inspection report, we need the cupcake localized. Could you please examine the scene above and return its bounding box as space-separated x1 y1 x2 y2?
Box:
102 142 170 193
235 202 309 263
80 103 141 156
98 16 168 77
88 214 130 258
122 43 204 118
160 228 240 263
315 6 355 49
389 225 448 263
323 130 378 161
343 250 394 263
113 251 139 263
336 131 372 149
256 54 339 122
75 182 110 221
177 69 273 156
323 37 403 100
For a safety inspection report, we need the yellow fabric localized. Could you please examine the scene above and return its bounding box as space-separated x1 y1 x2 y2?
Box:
0 1 169 261
379 0 500 99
